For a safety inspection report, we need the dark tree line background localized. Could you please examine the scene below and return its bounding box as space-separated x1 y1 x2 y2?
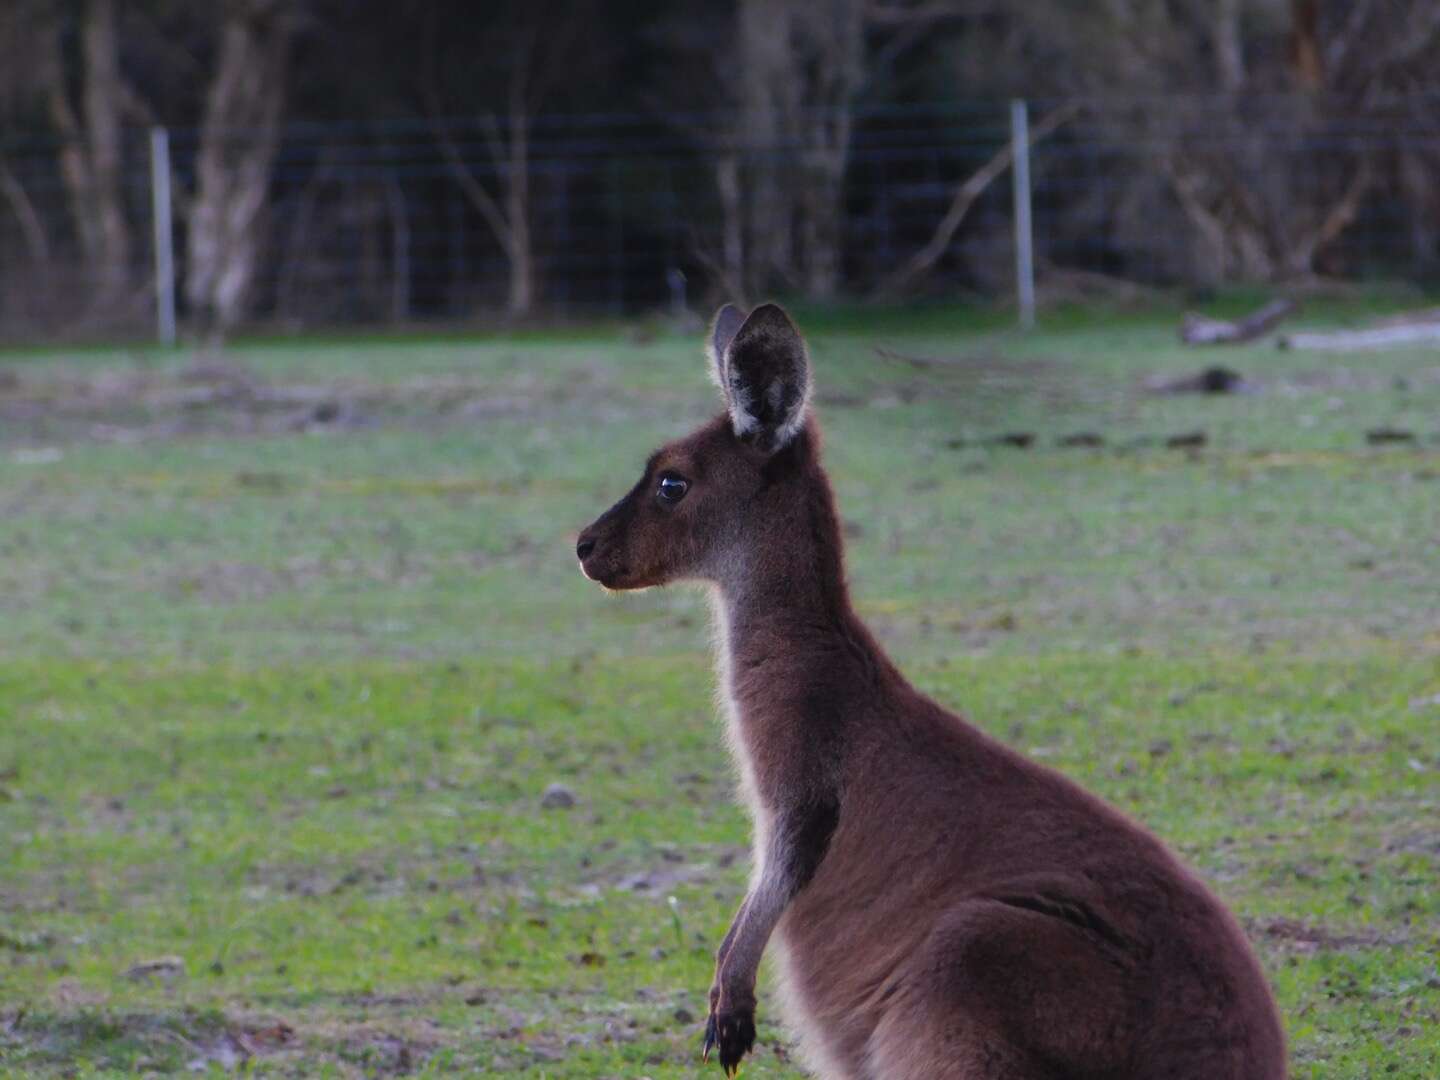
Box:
0 0 1437 339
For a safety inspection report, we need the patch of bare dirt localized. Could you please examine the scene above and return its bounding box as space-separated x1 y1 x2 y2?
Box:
1247 916 1410 954
164 561 293 604
244 842 514 902
0 359 631 448
2 1007 302 1075
1274 364 1440 394
583 845 749 897
180 1025 298 1077
868 347 1092 411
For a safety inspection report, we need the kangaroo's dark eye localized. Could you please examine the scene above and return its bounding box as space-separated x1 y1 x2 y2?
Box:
657 474 689 504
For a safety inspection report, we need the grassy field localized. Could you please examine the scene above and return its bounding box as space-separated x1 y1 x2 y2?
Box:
1 299 1438 1076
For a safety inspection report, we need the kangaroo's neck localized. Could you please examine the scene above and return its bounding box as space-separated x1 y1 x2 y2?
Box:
710 465 895 720
714 466 847 628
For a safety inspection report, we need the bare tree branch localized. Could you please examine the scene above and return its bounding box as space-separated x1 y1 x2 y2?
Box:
428 115 517 260
874 102 1079 297
476 113 509 176
1288 156 1375 273
523 2 592 112
274 150 337 318
0 159 51 265
420 25 518 265
1161 156 1232 279
38 16 94 257
1212 0 1245 91
687 223 747 308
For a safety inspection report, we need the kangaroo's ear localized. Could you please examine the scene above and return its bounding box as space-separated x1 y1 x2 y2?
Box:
715 303 811 453
707 303 747 387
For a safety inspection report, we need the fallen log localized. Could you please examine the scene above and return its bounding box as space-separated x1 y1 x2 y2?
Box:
1278 323 1440 351
1181 298 1295 345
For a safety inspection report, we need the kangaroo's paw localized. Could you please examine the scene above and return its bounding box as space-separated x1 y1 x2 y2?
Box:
702 1004 757 1076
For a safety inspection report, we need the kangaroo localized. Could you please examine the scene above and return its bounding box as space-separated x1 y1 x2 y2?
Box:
575 304 1286 1079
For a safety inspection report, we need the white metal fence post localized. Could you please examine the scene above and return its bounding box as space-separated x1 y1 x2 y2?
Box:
150 127 177 347
1010 99 1036 330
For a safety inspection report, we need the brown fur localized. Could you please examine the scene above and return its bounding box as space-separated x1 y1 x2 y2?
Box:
576 304 1286 1079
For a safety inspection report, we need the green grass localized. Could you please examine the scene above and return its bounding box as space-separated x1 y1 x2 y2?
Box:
2 303 1439 1076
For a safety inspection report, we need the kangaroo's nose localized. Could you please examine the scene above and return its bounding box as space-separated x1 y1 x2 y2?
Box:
576 536 596 560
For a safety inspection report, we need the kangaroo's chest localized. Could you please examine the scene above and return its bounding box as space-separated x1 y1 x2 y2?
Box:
711 598 853 826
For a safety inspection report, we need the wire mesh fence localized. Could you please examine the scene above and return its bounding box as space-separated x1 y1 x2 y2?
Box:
1 95 1437 344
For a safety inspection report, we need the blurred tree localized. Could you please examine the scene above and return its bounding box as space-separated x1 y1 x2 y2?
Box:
185 0 301 342
1 0 1438 334
656 0 956 301
0 3 57 278
420 0 599 319
737 0 865 300
11 0 138 316
950 0 1440 282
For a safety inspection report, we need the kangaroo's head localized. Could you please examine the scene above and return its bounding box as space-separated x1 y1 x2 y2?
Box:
576 303 815 591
